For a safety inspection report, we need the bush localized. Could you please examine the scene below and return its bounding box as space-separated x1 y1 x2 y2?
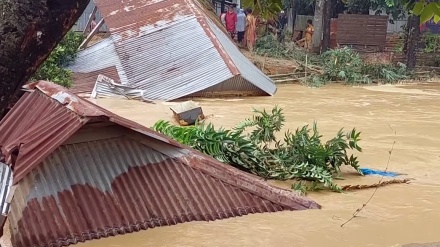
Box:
319 48 408 84
31 31 84 88
254 36 408 85
152 106 363 192
422 31 440 53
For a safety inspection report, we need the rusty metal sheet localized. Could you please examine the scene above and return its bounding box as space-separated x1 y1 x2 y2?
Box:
0 81 174 183
0 91 84 184
70 0 277 101
71 66 120 94
9 134 319 247
0 81 317 209
1 84 321 246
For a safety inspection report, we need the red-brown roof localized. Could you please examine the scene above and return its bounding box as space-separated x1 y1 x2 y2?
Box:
71 66 120 94
2 81 320 247
0 81 181 183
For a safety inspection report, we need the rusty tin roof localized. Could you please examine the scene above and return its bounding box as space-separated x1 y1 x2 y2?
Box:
71 66 120 94
1 81 319 247
68 0 276 99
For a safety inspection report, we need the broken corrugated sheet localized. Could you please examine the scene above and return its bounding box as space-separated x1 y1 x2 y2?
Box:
68 0 276 100
91 74 143 99
0 162 13 236
1 81 319 247
0 163 13 216
71 66 120 95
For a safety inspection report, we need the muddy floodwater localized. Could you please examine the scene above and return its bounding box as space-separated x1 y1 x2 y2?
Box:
4 83 440 247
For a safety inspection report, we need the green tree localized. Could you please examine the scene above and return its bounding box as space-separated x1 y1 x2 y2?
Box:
385 0 440 23
31 31 84 88
409 1 440 23
242 0 283 20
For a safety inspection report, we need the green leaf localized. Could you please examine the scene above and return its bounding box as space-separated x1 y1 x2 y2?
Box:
434 15 440 24
420 3 436 24
413 2 425 16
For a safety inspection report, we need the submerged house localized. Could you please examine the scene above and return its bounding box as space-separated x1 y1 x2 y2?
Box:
0 81 318 247
68 0 277 100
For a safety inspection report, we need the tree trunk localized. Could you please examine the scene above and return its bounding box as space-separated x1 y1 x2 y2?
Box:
0 0 89 119
405 15 420 70
290 0 298 36
312 0 325 53
321 0 332 53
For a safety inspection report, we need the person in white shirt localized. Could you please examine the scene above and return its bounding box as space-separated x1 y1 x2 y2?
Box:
236 9 246 45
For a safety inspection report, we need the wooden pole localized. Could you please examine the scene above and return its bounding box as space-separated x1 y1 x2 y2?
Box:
79 18 104 50
83 5 98 35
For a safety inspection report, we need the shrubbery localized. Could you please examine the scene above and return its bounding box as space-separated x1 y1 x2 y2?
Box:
31 31 84 88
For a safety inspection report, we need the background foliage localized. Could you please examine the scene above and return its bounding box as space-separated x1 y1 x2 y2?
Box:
254 35 409 85
31 31 83 88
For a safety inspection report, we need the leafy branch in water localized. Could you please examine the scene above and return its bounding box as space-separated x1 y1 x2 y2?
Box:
152 106 363 192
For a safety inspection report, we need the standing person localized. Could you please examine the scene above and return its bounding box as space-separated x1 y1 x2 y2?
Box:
90 16 97 32
304 19 314 52
276 10 288 43
225 6 237 39
236 9 246 46
220 10 226 26
244 8 257 52
232 3 238 14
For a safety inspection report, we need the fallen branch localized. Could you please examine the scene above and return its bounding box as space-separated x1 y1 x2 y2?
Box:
296 60 325 75
269 72 299 78
341 178 413 191
273 78 304 84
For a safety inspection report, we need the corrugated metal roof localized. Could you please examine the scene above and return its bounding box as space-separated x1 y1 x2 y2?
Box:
71 66 120 94
67 38 128 84
9 136 318 247
68 0 276 99
205 18 278 95
0 162 13 216
1 81 319 247
0 81 179 183
91 74 144 99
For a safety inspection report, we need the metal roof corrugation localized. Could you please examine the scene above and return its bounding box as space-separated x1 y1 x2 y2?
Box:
0 91 84 184
0 81 319 246
205 19 277 95
92 79 144 99
10 136 317 247
95 0 195 39
67 38 128 84
187 75 267 98
67 38 118 73
0 163 13 216
71 66 120 94
0 81 179 183
85 0 276 100
118 17 233 100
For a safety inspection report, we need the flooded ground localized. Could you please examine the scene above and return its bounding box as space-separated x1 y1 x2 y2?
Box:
3 83 440 247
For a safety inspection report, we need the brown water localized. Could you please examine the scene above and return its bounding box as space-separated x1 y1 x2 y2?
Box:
4 83 440 247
